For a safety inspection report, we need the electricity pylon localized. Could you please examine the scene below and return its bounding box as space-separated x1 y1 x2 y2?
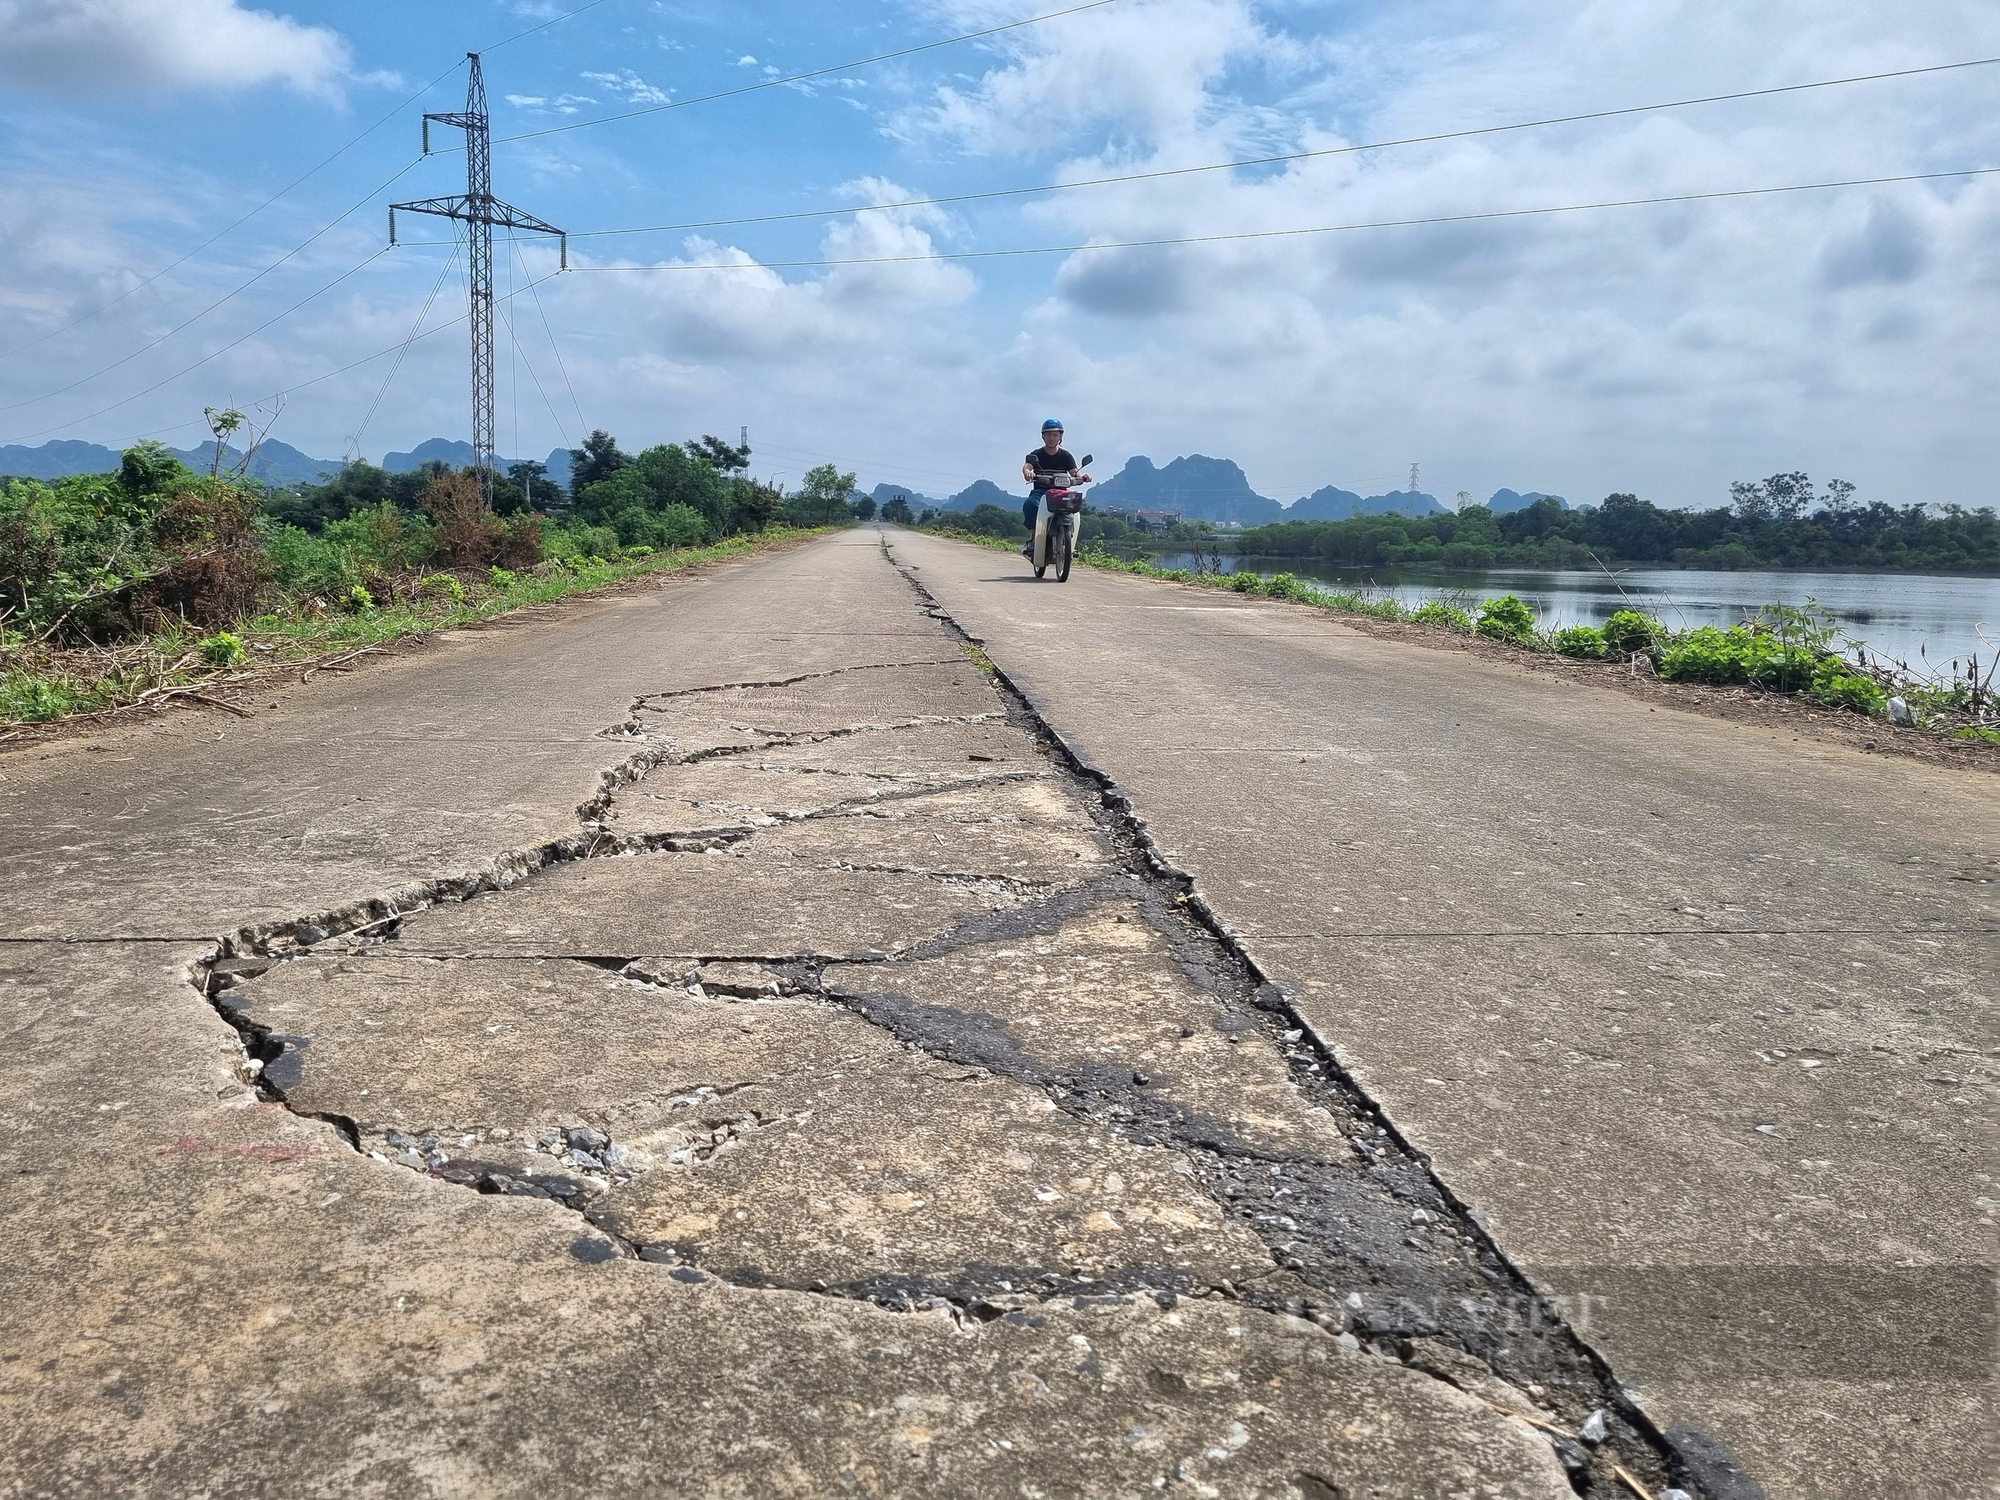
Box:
391 53 566 504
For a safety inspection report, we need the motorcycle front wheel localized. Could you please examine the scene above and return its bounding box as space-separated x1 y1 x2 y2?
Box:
1055 518 1073 582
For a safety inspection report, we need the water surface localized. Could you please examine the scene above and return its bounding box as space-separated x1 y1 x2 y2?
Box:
1143 556 2000 670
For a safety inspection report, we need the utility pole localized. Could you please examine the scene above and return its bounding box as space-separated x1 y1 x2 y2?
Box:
390 54 567 506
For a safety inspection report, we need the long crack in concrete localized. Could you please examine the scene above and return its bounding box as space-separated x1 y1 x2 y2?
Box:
186 546 1707 1500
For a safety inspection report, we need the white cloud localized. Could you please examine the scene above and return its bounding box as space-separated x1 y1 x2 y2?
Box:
580 68 669 105
0 0 352 95
851 0 2000 506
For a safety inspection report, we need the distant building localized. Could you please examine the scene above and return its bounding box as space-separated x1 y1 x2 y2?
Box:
1100 505 1183 534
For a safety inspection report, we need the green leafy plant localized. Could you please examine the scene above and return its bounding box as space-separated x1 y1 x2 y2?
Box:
1229 570 1263 593
1551 624 1608 658
1805 659 1887 715
489 566 517 588
1411 601 1473 632
1656 626 1748 683
342 584 376 614
1475 594 1538 644
1264 572 1306 600
0 673 78 722
416 573 465 606
1954 725 2000 745
197 631 247 668
1601 609 1660 656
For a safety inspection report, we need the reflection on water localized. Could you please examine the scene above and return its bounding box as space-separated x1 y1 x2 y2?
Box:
1145 556 2000 668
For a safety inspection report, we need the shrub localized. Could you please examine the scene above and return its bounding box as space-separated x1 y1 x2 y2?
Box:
0 672 78 722
146 480 271 628
1955 725 2000 745
1229 570 1263 593
548 519 621 563
198 631 247 668
1736 632 1818 691
416 573 465 606
489 566 517 589
1411 601 1474 632
1475 594 1538 644
342 584 375 614
1264 572 1307 600
422 470 505 566
495 512 545 569
1805 659 1887 715
624 545 655 558
1656 626 1747 683
1601 609 1660 656
1551 624 1608 658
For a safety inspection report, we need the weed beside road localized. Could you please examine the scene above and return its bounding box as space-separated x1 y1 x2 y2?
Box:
0 531 822 730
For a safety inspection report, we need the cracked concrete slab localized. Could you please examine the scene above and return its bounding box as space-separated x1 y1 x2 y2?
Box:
892 524 2000 1500
0 531 1666 1497
227 952 1279 1293
387 846 1029 958
752 782 1110 886
5 952 1575 1500
826 901 1356 1163
637 659 1003 735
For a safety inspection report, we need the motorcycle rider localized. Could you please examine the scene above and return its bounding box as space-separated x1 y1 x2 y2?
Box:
1020 418 1091 556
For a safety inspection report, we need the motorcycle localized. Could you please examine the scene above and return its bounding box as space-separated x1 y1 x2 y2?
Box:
1030 453 1092 582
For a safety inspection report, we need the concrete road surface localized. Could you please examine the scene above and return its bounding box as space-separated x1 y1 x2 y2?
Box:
0 526 1988 1499
5 530 1588 1500
889 527 1997 1500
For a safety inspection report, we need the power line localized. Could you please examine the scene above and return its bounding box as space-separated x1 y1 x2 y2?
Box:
354 230 463 454
0 156 426 414
2 247 394 444
0 1 614 363
484 0 622 53
495 0 1124 144
498 240 572 452
0 67 465 363
476 54 2000 244
554 166 2000 275
516 238 586 442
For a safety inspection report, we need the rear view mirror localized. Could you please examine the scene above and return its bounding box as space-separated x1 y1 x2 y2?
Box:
1079 454 1094 468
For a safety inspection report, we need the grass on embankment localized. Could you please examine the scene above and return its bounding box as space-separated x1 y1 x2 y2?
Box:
913 525 2000 748
0 529 825 732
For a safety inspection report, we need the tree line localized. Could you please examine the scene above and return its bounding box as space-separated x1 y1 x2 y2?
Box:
1232 478 1998 572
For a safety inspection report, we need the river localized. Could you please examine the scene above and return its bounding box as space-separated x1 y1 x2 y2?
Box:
1142 556 2000 671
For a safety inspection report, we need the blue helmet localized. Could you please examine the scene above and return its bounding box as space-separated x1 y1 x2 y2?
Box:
1041 417 1064 432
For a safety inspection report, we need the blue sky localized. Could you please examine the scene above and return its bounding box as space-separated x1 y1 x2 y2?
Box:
2 0 1997 508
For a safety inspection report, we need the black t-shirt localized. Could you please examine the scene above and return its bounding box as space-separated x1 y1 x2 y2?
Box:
1026 446 1077 490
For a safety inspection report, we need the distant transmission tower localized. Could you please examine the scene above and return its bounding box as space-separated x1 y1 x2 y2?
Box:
1408 462 1421 495
391 54 567 505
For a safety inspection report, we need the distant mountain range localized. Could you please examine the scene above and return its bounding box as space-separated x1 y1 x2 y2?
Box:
0 436 340 486
5 435 1568 525
382 438 572 487
1 435 574 489
866 455 1571 524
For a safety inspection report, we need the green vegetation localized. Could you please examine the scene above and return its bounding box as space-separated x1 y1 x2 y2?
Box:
1410 601 1474 632
1229 481 1999 573
2 423 844 726
1474 594 1538 644
1018 537 1993 737
1550 624 1608 659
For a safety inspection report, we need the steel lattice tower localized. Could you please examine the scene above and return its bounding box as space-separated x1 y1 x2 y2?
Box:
391 54 566 504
